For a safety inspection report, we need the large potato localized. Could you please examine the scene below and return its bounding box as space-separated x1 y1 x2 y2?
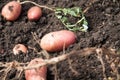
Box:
40 30 76 52
1 1 21 21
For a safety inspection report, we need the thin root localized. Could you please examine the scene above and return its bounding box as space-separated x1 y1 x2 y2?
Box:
68 58 79 75
96 48 107 80
20 1 54 11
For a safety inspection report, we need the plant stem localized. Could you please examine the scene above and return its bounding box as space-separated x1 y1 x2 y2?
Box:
75 17 84 25
20 1 55 11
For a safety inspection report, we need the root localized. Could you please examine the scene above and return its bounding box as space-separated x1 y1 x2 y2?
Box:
1 62 14 80
83 0 98 13
68 58 79 75
16 69 24 80
0 47 119 79
54 64 59 80
20 1 54 11
0 47 117 70
96 48 107 80
31 32 41 45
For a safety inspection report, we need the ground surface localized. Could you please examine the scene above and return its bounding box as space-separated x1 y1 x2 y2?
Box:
0 0 120 80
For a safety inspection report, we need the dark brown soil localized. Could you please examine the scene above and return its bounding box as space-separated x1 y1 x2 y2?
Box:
0 0 120 80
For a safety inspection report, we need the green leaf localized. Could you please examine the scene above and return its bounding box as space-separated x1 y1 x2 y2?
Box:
69 11 77 16
55 7 88 32
76 7 81 14
56 15 62 19
55 8 63 11
82 24 88 32
55 10 62 14
62 8 68 15
66 24 76 28
61 17 68 22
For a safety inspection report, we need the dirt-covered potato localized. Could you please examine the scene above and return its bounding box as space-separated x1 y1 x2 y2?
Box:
25 58 47 80
1 1 21 21
40 30 76 52
27 6 42 21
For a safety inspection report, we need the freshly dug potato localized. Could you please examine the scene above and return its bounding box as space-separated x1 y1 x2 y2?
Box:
13 44 28 55
25 58 47 80
40 30 76 52
1 1 21 21
27 6 42 21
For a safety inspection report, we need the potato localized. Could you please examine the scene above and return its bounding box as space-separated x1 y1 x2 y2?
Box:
25 58 47 80
27 6 42 21
40 30 76 52
1 1 21 21
13 44 28 55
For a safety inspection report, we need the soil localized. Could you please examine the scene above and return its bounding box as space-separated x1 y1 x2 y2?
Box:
0 0 120 80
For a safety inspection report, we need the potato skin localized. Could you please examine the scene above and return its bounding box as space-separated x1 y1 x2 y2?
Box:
1 1 21 21
25 58 47 80
27 6 42 21
40 30 76 52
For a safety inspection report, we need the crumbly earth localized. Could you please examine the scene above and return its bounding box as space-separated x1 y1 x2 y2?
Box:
0 0 120 80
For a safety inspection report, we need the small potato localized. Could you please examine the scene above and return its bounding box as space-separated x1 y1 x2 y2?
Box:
13 44 28 55
1 1 21 21
40 30 76 52
25 58 47 80
27 6 42 21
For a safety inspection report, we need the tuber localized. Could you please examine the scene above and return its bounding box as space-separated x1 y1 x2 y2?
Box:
25 58 47 80
27 6 42 21
1 1 21 21
13 44 28 55
40 30 76 52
